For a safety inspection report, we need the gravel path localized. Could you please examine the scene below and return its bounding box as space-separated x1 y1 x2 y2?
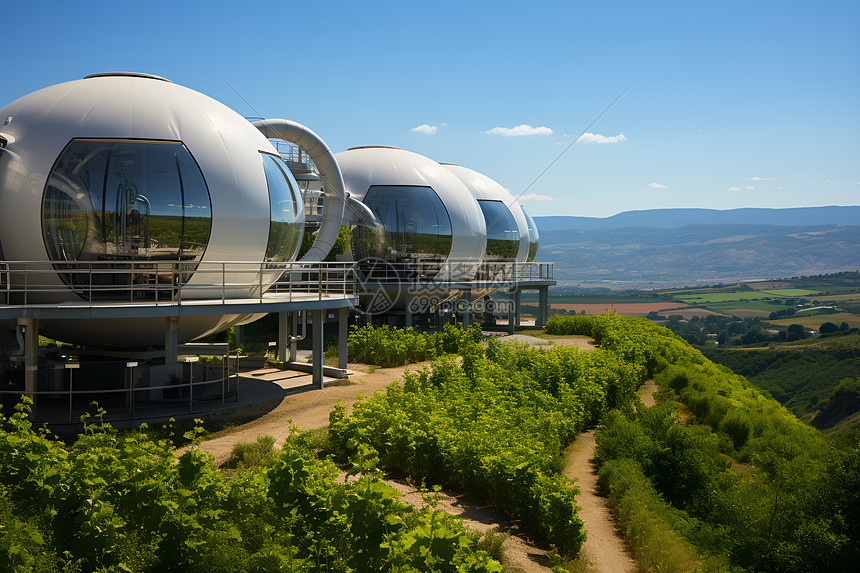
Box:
180 333 621 572
563 431 635 573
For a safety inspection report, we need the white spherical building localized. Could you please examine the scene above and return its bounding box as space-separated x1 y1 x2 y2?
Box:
441 164 529 263
0 73 305 346
335 146 487 282
520 205 540 262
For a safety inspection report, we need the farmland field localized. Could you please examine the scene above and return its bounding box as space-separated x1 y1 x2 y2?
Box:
767 311 860 329
674 291 782 303
761 288 822 296
550 302 688 315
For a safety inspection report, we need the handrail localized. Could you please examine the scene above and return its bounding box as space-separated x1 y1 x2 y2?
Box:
0 259 552 309
0 260 358 308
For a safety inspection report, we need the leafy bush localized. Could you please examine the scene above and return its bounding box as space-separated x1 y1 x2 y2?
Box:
0 399 502 572
224 435 276 469
347 323 482 367
330 333 648 557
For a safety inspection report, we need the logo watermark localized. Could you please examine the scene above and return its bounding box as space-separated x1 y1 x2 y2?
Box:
354 257 519 316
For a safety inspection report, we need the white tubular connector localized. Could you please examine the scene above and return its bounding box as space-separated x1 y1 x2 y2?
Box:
252 119 347 262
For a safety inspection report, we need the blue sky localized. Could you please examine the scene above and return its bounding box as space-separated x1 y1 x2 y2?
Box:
3 0 858 217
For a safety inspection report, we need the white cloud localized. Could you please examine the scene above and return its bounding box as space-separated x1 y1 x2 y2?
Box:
520 193 554 201
747 176 762 181
441 122 449 126
745 186 755 191
728 186 742 191
648 182 668 189
576 132 627 144
777 186 784 190
410 124 437 135
765 177 773 181
486 124 553 136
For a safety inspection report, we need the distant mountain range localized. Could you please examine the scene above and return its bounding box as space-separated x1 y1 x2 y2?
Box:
534 207 860 287
535 206 860 232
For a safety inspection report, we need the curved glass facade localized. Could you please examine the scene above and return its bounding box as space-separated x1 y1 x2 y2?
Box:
353 185 452 279
521 206 540 262
262 154 304 262
41 139 212 296
478 200 519 261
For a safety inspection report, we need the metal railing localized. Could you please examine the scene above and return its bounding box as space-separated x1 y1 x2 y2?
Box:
355 260 554 285
0 370 236 423
0 259 550 307
272 140 318 172
0 260 356 307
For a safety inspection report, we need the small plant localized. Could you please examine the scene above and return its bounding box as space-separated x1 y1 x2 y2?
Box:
223 434 277 469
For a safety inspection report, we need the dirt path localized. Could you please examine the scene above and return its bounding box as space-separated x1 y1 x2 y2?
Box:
382 479 552 573
177 362 429 464
640 379 657 407
182 335 620 573
563 431 635 573
181 359 554 572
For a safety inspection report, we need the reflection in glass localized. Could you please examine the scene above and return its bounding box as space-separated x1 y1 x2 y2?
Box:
262 154 304 262
41 139 212 297
353 185 452 280
478 200 519 261
521 206 540 262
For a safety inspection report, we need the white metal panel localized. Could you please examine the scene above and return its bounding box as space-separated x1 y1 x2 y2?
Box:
441 164 530 263
335 147 487 280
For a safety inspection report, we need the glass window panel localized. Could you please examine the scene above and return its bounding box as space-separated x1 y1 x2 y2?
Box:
353 185 452 280
478 200 519 261
41 139 212 297
262 154 304 262
521 206 540 262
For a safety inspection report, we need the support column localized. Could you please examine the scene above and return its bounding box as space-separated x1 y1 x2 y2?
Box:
290 312 298 363
165 316 179 364
165 316 180 379
538 287 549 329
234 324 245 350
508 289 516 335
404 292 413 328
462 289 472 328
278 311 288 363
338 307 348 370
514 288 521 327
18 318 38 402
312 309 324 389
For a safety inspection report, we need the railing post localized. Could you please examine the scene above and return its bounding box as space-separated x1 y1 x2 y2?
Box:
222 263 226 303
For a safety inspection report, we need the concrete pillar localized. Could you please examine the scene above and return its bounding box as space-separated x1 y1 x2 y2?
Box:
234 324 245 349
278 311 288 363
462 289 472 328
312 309 324 389
514 288 522 327
165 316 180 379
538 287 549 329
404 291 413 328
18 318 38 402
165 316 179 364
290 312 299 362
338 307 348 370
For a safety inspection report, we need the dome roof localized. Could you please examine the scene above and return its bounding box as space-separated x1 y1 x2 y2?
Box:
0 73 284 265
441 164 530 262
335 147 487 278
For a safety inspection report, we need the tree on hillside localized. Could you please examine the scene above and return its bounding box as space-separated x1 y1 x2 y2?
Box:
820 322 839 334
786 323 809 341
